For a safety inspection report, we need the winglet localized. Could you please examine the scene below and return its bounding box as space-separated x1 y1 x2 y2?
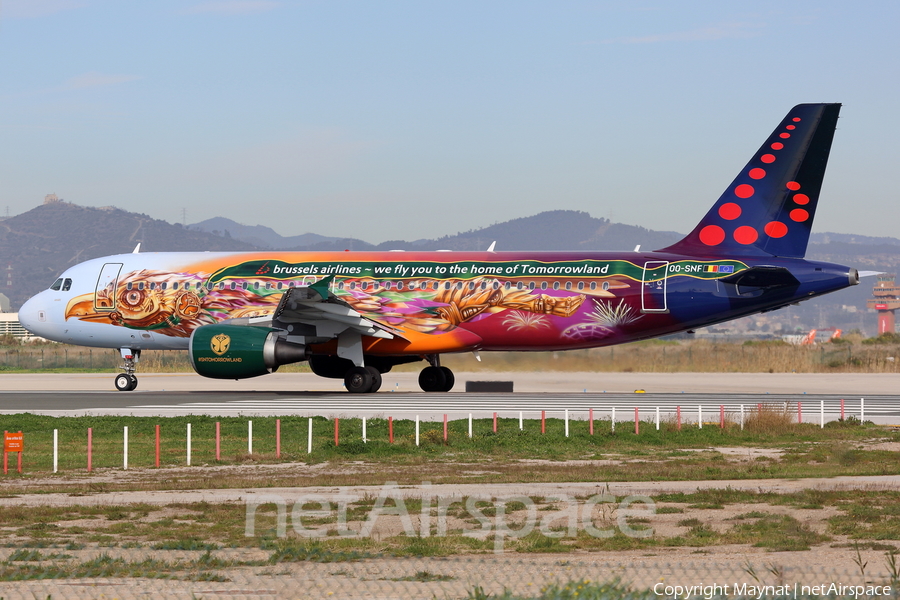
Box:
132 243 141 254
309 274 335 300
486 241 496 252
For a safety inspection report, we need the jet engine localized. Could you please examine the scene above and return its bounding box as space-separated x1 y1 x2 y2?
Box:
189 324 308 379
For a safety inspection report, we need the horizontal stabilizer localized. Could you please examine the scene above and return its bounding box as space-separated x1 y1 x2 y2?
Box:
720 266 799 288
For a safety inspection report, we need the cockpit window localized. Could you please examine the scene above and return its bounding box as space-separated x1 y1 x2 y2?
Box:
62 279 72 291
50 278 63 291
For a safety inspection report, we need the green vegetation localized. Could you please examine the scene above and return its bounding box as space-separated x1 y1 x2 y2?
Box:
0 411 896 487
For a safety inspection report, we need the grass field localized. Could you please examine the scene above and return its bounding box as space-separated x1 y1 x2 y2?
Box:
0 410 896 487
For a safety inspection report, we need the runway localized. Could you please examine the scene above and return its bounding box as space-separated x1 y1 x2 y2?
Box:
1 372 898 422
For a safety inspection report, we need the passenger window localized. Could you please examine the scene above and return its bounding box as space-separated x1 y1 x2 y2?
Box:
590 282 597 290
602 281 610 291
540 282 548 290
565 282 572 290
172 282 179 290
161 282 168 291
126 282 133 291
553 282 560 290
150 282 157 290
529 282 536 290
138 282 145 291
443 282 450 290
493 282 500 290
62 279 72 291
516 282 524 290
254 282 260 290
361 282 369 291
350 282 356 290
577 282 584 290
50 278 63 291
384 282 392 290
396 281 404 290
338 282 345 290
455 282 463 290
468 281 476 290
505 282 511 290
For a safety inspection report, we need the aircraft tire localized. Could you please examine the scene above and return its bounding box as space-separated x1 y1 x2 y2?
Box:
365 366 382 393
128 375 138 391
344 367 374 394
438 367 455 392
115 373 133 392
418 366 447 392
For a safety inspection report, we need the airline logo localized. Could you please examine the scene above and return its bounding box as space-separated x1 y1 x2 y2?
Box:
211 334 231 356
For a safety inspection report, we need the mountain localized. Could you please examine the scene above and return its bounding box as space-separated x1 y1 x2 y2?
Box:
187 217 340 249
0 201 255 310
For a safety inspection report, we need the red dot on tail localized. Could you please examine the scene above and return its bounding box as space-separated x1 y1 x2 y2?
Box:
792 117 801 122
793 193 810 205
734 226 759 245
786 181 801 190
749 168 766 180
786 125 796 130
764 221 788 238
779 133 791 139
699 225 725 246
719 203 742 220
734 184 755 198
761 154 776 163
771 143 784 150
790 209 809 222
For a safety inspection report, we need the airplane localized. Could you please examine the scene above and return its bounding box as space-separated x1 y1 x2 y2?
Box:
18 103 860 393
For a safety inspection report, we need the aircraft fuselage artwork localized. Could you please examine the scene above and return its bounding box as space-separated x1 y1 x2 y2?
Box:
18 104 859 393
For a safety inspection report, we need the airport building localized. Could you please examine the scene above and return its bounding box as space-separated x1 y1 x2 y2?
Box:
0 313 31 339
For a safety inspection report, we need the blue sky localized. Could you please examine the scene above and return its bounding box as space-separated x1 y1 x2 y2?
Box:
2 1 898 243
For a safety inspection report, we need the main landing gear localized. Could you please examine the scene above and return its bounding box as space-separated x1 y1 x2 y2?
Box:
343 366 383 394
114 348 140 391
418 355 454 393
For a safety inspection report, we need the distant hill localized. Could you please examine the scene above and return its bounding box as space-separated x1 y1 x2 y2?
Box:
0 202 255 310
188 217 340 249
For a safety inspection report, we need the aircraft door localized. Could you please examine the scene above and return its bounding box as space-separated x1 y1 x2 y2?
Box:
94 263 123 312
641 261 669 313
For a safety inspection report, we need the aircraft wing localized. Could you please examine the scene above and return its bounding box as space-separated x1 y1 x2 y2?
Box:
248 276 399 342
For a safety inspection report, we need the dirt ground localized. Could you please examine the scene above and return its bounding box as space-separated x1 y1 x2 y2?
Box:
2 453 900 599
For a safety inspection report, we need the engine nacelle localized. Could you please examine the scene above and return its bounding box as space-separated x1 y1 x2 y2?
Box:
189 324 308 379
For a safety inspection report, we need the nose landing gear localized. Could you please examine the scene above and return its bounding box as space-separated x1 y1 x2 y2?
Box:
115 348 140 391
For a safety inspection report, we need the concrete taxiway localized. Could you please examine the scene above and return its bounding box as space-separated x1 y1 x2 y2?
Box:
1 372 899 421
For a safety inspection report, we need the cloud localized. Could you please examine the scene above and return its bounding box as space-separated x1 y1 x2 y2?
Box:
63 72 142 90
599 21 763 44
1 0 86 19
183 1 279 15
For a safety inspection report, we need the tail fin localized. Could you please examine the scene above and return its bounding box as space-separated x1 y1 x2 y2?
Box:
658 103 841 258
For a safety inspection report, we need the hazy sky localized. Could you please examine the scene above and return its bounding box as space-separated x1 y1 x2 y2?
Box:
2 1 898 244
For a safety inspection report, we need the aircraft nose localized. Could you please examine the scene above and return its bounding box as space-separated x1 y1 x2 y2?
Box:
18 293 52 337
